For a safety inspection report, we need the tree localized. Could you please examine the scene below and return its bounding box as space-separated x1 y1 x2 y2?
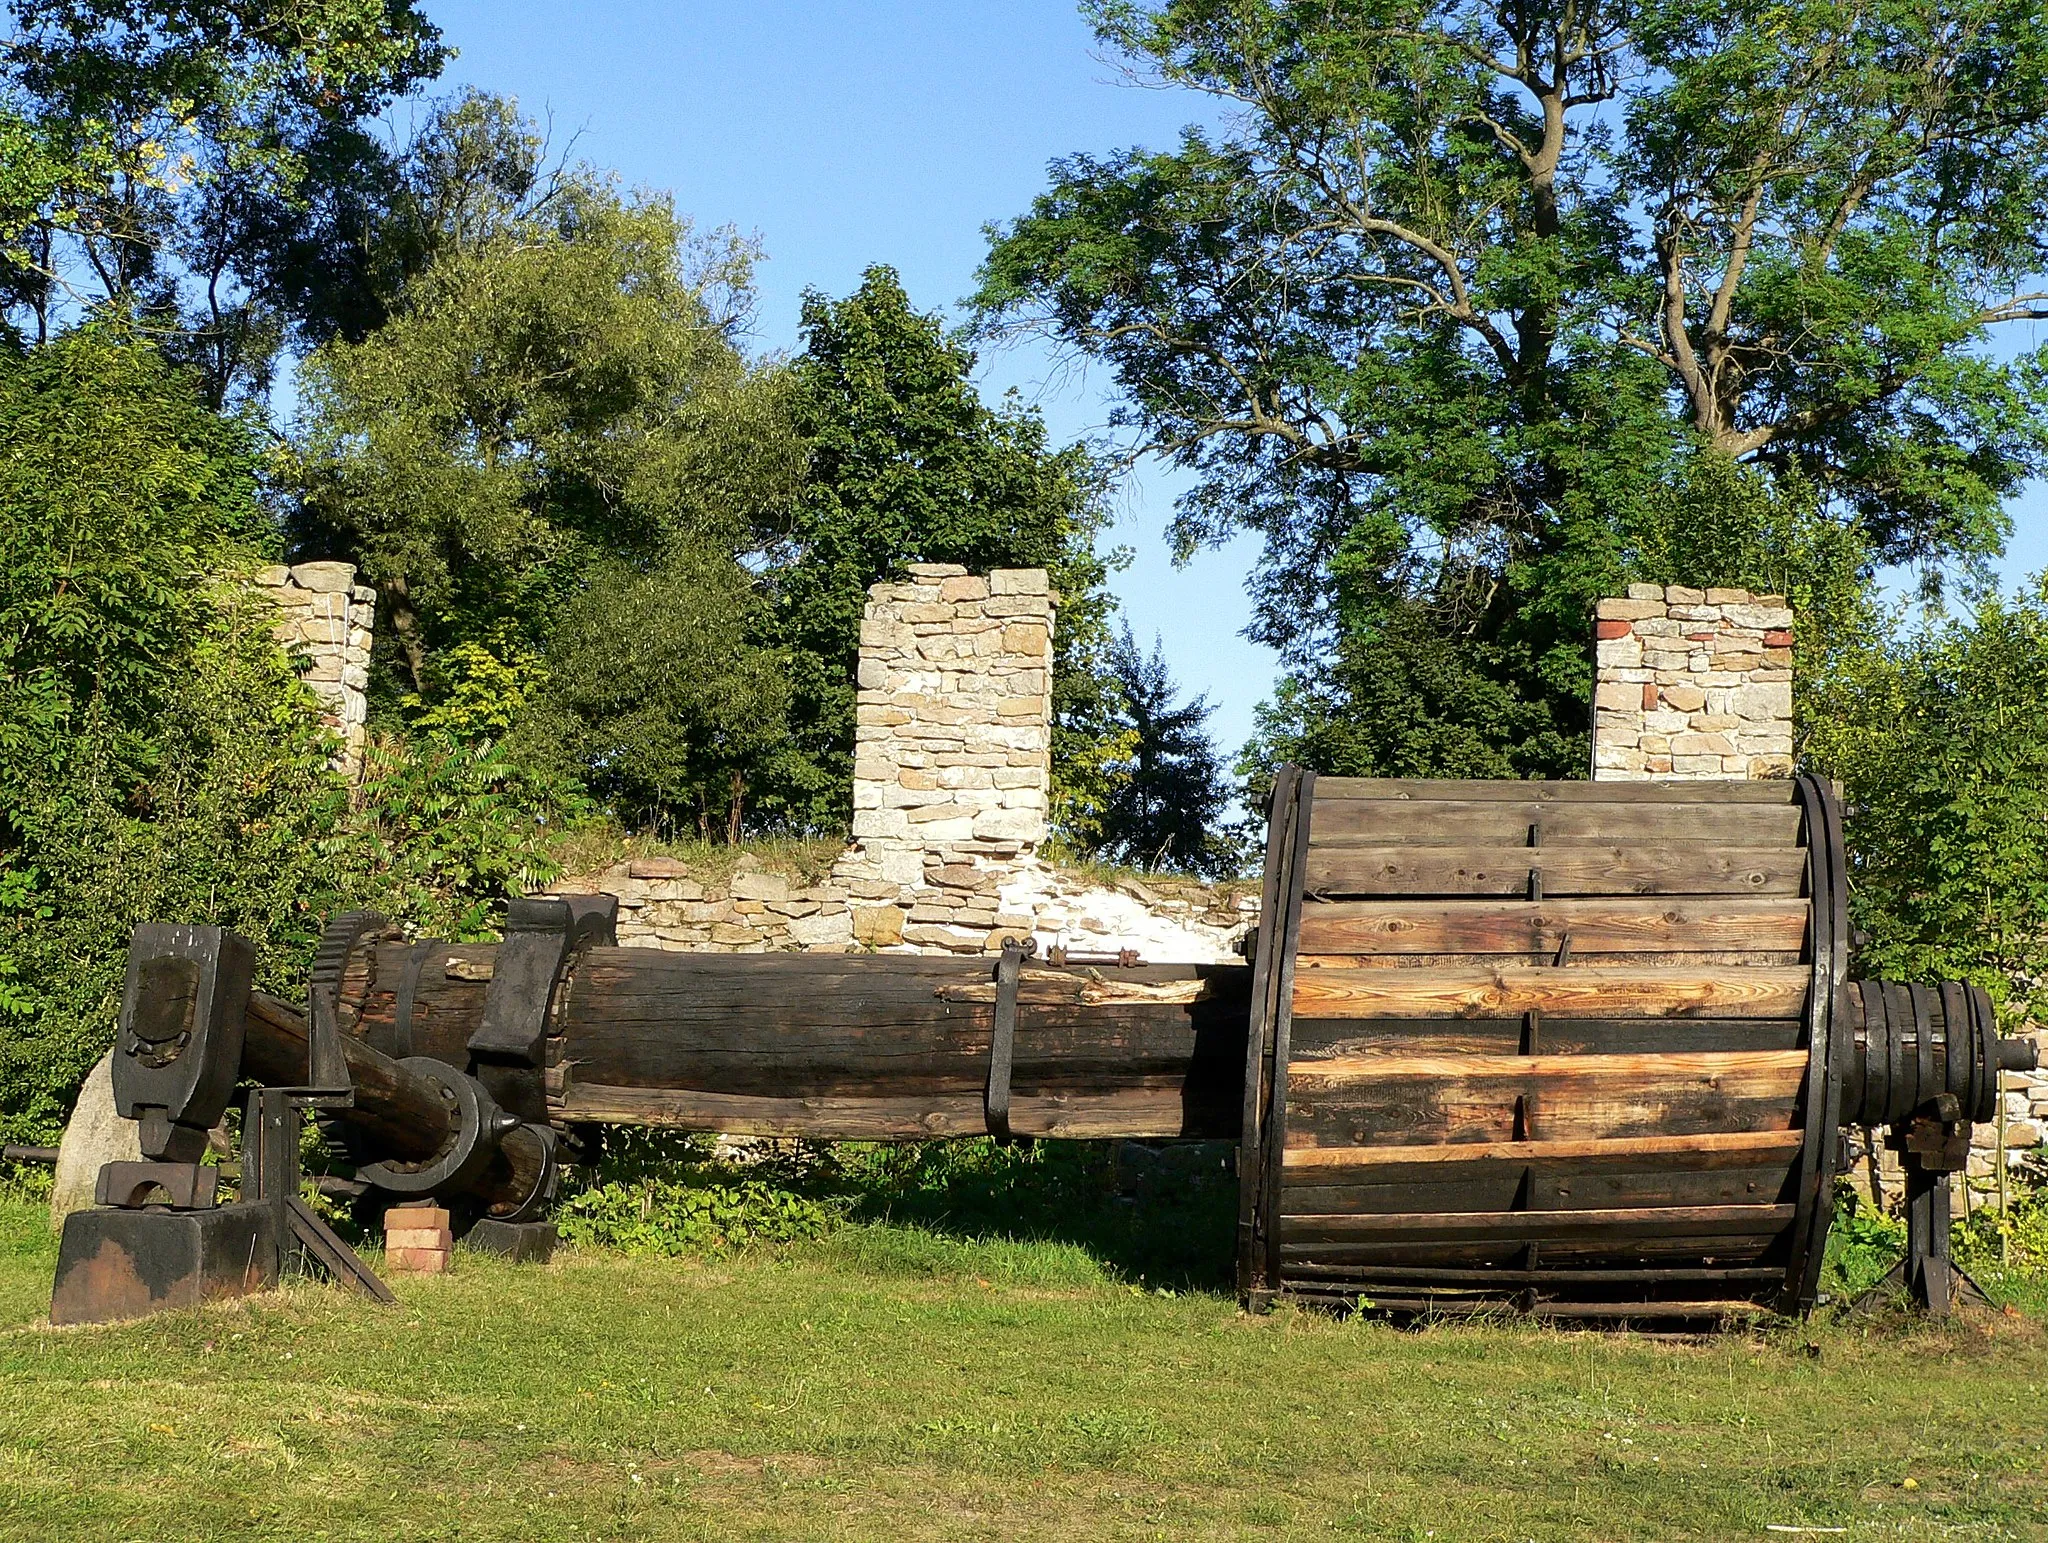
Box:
1098 623 1235 874
507 550 793 840
770 266 1122 834
977 0 2048 779
0 0 448 401
1804 583 2048 1027
288 102 800 717
0 328 584 1140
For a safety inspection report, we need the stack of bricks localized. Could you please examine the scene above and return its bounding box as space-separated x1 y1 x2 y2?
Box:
253 560 376 783
1591 584 1794 780
383 1206 452 1274
830 564 1055 954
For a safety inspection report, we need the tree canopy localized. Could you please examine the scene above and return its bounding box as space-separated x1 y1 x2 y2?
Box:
978 0 2048 777
1097 623 1237 874
768 265 1122 836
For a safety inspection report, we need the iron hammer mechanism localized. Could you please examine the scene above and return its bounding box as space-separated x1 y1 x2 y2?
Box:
49 907 591 1325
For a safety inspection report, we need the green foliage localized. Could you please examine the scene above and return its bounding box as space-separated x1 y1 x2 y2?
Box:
2 582 347 1143
0 322 583 1141
289 100 799 711
0 325 269 802
557 1133 841 1256
1804 582 2048 1023
506 550 792 840
0 0 448 400
1819 1187 1909 1302
343 731 584 943
1097 624 1239 876
770 265 1122 834
556 1133 1237 1293
981 0 2048 780
1955 1167 2048 1277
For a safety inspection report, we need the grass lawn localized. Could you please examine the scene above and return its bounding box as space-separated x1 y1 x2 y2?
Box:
2 1184 2047 1543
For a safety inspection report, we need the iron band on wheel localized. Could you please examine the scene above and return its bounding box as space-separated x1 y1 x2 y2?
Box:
356 1057 510 1196
489 1122 560 1223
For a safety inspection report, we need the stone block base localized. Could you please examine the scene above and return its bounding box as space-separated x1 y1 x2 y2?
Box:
463 1218 557 1263
50 1201 279 1325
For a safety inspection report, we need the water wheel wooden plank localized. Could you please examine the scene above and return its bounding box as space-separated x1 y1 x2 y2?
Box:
1295 898 1811 957
1290 967 1810 1020
1309 801 1807 845
1302 845 1808 897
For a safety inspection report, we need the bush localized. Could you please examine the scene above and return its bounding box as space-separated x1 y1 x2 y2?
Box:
555 1131 843 1254
552 1132 1238 1290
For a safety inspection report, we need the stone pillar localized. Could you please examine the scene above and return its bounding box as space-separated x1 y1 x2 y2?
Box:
831 564 1055 953
253 561 375 783
1591 584 1794 780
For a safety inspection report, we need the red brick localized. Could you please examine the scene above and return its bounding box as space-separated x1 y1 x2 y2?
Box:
1642 683 1659 710
1688 631 1718 642
386 1246 450 1274
1764 629 1794 647
384 1206 449 1231
386 1226 453 1252
1595 619 1632 640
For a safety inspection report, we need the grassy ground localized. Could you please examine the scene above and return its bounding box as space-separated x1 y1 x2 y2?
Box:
4 1169 2047 1543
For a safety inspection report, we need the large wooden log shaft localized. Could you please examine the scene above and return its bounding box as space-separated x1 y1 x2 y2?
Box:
242 991 548 1216
340 944 1253 1141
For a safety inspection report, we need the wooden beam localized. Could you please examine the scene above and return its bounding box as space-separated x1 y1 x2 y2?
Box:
1282 1051 1806 1147
1309 802 1805 845
1287 1048 1806 1087
1312 778 1797 803
1281 1203 1794 1242
1287 1018 1804 1059
556 1082 1224 1140
1290 966 1809 1020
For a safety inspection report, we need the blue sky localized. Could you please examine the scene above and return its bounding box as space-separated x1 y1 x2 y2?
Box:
418 0 1274 755
416 0 2048 755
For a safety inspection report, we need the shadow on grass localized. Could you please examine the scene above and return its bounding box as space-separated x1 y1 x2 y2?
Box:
560 1132 1241 1294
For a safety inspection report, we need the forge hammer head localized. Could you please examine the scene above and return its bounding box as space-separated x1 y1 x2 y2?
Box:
113 924 255 1161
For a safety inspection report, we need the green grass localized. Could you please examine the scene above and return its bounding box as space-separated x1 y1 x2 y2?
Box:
4 1174 2047 1542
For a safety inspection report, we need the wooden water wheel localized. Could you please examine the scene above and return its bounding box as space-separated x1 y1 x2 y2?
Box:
1236 768 1851 1323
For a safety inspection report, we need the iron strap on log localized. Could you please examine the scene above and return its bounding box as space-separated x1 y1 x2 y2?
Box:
986 937 1024 1144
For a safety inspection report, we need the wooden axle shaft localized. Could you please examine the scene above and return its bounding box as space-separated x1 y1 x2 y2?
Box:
240 990 552 1218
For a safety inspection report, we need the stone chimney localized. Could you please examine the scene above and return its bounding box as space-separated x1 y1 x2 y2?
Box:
830 564 1055 952
253 561 375 783
1591 584 1794 780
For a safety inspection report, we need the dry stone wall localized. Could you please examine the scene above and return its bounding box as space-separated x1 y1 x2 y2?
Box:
253 560 375 782
1591 586 2046 1204
1591 584 1794 781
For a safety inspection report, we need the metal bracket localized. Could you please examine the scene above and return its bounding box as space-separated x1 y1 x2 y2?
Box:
986 936 1030 1146
114 925 256 1161
469 896 618 1122
245 1087 394 1305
